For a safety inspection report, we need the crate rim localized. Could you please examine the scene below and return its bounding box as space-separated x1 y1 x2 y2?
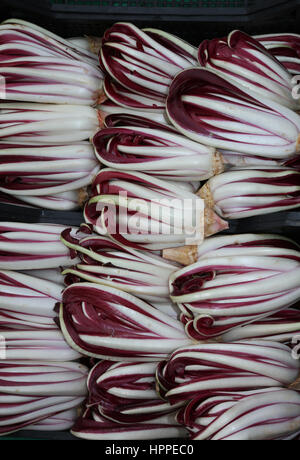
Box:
3 0 298 21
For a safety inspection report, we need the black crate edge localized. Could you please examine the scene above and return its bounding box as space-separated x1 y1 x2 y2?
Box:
3 0 298 22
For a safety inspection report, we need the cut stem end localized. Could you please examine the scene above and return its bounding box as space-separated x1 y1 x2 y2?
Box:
163 245 198 266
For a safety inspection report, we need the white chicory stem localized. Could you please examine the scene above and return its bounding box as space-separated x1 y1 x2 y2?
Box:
0 103 101 143
97 98 169 128
0 222 79 270
0 329 82 361
20 268 64 284
8 190 86 211
0 142 100 207
68 36 102 55
24 408 78 432
219 308 300 343
221 150 286 168
0 268 64 330
0 360 88 396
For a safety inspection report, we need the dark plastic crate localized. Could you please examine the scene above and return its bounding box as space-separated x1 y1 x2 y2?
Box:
3 0 299 40
0 203 298 243
3 0 298 22
0 1 300 442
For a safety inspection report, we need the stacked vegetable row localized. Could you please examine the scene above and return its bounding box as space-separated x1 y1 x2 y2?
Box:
55 24 300 440
0 19 106 436
0 19 103 210
57 230 300 440
0 223 90 435
1 19 300 441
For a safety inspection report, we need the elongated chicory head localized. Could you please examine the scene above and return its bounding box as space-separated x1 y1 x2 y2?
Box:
59 283 192 362
167 68 300 159
168 233 300 339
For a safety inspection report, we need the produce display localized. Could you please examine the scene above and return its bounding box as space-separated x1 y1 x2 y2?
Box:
0 17 299 442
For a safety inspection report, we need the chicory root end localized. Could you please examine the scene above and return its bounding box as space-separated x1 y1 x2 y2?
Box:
163 245 198 266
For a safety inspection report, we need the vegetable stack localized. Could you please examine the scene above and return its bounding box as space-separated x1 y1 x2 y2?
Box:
0 19 103 210
0 223 89 435
1 18 300 442
62 25 300 441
